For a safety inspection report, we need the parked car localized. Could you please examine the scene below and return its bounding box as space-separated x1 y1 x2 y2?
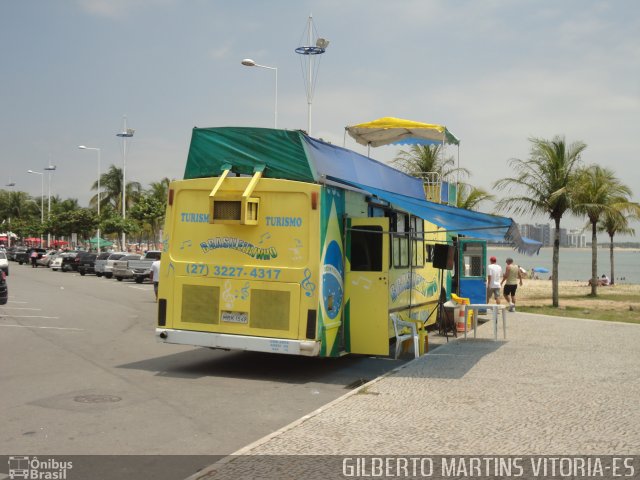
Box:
50 252 79 272
103 253 127 279
127 250 161 283
36 250 59 268
50 254 64 271
0 251 9 276
0 271 7 305
93 252 113 277
10 247 27 263
112 254 143 281
77 252 98 276
16 248 46 265
6 246 23 262
60 251 82 272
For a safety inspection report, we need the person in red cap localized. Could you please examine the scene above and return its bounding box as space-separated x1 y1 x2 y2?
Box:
486 256 502 304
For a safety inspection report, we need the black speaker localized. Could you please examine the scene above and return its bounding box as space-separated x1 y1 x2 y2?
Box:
433 244 454 270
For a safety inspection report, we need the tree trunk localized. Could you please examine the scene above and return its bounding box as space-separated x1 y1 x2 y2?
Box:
552 217 561 307
609 233 615 285
590 221 598 296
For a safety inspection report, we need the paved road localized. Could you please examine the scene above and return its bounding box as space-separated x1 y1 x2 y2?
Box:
0 263 408 476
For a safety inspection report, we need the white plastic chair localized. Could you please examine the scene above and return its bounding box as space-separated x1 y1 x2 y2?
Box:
391 313 419 359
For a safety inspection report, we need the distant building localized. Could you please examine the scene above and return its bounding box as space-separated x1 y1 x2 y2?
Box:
519 223 552 247
566 229 587 248
518 223 586 248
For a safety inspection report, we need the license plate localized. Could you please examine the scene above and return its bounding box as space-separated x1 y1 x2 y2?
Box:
221 311 248 324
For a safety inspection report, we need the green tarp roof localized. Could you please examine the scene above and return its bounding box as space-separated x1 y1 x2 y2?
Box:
184 127 314 181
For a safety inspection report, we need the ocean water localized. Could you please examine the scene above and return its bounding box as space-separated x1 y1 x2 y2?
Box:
487 247 640 284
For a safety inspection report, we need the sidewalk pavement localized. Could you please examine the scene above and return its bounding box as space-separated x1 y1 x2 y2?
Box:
188 312 640 478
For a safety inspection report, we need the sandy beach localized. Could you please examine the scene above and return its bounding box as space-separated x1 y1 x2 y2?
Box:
517 279 640 311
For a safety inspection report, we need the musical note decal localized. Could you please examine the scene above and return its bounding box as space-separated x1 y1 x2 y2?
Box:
301 268 316 297
222 280 235 308
289 238 304 261
351 276 372 290
239 282 250 300
258 232 272 244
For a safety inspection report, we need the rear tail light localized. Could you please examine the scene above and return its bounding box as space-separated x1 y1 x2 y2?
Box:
1 271 5 280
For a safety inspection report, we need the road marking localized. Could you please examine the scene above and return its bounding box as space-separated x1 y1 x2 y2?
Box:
8 300 28 304
0 324 83 331
129 286 150 291
0 315 60 319
0 307 42 311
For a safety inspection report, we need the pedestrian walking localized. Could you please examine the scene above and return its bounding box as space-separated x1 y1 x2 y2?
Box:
150 259 161 301
501 257 523 312
30 249 38 268
486 256 503 305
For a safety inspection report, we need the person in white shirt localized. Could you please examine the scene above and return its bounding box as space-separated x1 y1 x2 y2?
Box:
150 259 161 301
486 256 503 304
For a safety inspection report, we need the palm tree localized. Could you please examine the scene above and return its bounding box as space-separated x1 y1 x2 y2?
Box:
90 165 142 213
392 144 470 182
148 177 171 203
456 183 495 211
494 135 587 307
5 191 34 219
572 165 633 296
597 207 638 285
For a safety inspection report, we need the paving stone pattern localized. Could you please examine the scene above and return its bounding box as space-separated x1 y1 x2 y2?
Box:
190 313 640 478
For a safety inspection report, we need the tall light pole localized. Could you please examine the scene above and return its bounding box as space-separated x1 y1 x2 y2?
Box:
27 170 44 246
79 146 101 253
116 116 134 251
295 14 329 135
44 164 56 248
5 182 15 248
241 59 278 128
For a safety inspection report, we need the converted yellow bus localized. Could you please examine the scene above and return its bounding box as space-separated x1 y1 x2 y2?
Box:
155 127 451 357
155 127 538 356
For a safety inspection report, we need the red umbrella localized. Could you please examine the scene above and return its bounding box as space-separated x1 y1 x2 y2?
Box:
25 237 42 243
52 240 68 246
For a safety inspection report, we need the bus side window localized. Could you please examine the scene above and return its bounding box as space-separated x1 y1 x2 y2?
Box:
351 227 382 272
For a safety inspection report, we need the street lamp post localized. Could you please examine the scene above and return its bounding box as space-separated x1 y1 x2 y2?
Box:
5 182 15 248
241 59 278 128
44 164 56 248
116 116 134 251
79 146 101 253
27 170 44 246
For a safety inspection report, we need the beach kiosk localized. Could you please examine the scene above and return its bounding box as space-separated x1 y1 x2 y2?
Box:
156 127 539 357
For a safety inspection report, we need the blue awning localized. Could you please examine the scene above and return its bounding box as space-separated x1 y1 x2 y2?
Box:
331 179 541 255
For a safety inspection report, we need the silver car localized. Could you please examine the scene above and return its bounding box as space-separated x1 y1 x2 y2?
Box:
112 254 142 281
102 253 127 279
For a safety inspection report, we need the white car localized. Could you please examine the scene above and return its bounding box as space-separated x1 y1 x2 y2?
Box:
50 255 63 271
0 251 8 275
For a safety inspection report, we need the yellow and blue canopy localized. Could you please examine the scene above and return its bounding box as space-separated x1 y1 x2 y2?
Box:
345 117 460 147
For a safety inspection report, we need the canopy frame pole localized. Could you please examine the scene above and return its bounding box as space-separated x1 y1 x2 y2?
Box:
456 144 460 207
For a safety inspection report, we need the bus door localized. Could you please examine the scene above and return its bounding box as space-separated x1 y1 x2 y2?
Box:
345 218 390 355
458 239 487 304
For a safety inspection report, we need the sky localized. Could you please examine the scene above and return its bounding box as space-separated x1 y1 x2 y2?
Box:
1 0 639 237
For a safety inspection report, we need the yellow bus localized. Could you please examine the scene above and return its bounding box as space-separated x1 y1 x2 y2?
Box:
155 127 537 357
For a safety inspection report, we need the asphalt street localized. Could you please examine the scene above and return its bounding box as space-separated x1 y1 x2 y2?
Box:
0 262 408 478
